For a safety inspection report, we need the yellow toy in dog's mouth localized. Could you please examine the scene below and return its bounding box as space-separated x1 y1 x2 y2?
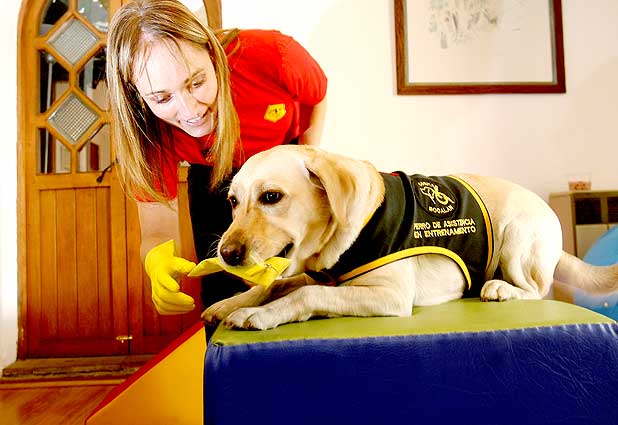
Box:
188 257 291 287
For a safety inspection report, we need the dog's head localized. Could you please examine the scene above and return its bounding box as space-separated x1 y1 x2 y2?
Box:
218 145 383 276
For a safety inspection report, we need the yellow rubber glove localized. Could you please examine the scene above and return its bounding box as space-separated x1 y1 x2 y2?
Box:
188 256 291 288
144 239 196 315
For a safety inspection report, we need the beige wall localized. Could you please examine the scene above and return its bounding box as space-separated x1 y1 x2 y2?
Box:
0 0 20 371
2 0 618 369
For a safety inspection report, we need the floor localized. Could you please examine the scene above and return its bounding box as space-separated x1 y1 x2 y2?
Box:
2 355 152 381
0 356 152 424
0 380 120 425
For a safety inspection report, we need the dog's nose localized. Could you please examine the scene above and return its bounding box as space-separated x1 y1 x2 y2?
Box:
220 241 246 266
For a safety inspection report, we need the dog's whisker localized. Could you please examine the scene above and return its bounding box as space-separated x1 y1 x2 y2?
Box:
207 236 222 259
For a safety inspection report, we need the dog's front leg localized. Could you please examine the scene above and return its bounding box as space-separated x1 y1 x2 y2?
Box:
225 261 415 330
201 285 267 325
201 273 315 325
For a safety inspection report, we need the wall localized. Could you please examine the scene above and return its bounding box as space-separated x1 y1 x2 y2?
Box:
0 0 20 371
224 0 618 196
1 0 617 369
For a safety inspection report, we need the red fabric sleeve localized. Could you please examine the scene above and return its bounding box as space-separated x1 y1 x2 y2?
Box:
276 33 327 106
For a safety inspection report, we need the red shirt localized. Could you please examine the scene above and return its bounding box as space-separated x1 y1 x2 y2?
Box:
155 29 327 199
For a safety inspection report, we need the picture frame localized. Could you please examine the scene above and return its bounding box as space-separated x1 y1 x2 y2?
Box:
394 0 566 95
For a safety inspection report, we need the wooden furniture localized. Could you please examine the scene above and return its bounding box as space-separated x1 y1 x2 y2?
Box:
548 190 618 258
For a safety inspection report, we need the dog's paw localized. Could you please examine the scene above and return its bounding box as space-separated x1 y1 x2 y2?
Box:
223 307 281 330
201 298 243 325
480 280 519 302
201 286 268 325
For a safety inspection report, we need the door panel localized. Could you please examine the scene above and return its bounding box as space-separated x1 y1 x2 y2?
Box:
27 182 128 357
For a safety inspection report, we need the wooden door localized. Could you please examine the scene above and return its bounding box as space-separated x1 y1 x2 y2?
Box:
19 0 127 358
18 0 202 359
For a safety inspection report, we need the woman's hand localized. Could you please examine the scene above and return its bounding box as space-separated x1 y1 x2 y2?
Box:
145 239 196 314
138 199 195 314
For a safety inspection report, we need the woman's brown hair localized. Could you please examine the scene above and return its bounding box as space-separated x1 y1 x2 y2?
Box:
106 0 240 202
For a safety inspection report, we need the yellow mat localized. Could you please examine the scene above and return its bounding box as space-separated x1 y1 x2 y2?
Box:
86 322 205 425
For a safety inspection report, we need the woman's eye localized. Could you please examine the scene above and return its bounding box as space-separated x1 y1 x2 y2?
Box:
190 74 207 90
191 78 205 89
228 196 238 208
259 191 283 205
154 95 172 105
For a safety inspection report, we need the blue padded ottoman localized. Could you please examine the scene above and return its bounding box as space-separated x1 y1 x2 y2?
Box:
204 299 618 425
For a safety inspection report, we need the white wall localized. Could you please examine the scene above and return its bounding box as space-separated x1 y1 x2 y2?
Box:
224 0 618 196
1 0 617 369
0 0 20 371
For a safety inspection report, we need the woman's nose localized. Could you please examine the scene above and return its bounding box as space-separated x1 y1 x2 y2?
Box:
177 90 200 118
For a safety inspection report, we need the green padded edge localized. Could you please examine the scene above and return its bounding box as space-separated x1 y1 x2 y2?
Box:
211 299 615 347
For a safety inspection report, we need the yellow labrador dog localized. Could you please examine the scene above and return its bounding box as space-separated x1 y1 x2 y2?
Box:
202 145 618 330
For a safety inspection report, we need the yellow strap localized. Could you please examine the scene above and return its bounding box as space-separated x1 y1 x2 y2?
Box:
336 246 472 289
448 175 494 273
188 257 291 288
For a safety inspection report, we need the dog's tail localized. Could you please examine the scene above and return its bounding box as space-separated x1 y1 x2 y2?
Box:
554 251 618 294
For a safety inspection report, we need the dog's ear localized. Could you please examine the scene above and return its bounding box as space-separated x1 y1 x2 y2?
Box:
304 151 360 227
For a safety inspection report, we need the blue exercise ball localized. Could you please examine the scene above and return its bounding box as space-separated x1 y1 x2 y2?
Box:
574 226 618 319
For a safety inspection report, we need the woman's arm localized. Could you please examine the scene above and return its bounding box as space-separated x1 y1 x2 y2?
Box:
137 199 182 262
271 31 327 147
298 95 327 147
138 198 196 314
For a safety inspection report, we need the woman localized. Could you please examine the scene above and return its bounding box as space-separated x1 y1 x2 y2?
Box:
106 0 327 315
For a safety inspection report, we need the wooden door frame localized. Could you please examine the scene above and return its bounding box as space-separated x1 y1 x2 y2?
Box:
16 0 28 359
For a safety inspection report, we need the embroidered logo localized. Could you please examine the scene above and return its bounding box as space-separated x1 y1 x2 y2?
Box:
413 177 457 218
264 104 286 123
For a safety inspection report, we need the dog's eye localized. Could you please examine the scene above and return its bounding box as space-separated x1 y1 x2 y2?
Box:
228 195 238 208
259 191 283 205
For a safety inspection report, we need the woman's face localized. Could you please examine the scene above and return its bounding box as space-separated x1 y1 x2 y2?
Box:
133 39 218 138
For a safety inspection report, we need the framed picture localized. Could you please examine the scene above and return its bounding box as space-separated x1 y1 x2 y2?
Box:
394 0 566 95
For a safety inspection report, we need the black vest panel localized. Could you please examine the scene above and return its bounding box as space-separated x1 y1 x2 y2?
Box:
322 172 493 296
